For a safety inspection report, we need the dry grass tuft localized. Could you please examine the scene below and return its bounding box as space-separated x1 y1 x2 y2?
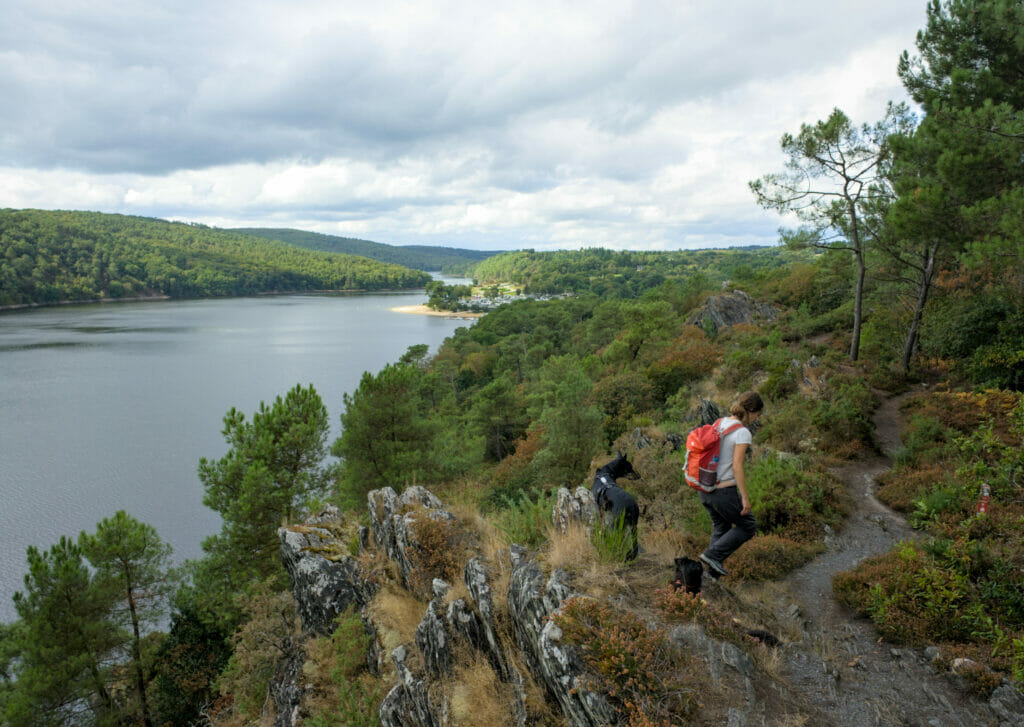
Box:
366 583 428 675
541 523 629 599
640 527 692 562
543 522 594 572
445 655 516 727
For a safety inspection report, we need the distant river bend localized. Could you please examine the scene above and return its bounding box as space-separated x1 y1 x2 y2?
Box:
0 287 472 622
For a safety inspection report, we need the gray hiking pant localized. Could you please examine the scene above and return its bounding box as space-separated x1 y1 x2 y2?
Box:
699 486 757 564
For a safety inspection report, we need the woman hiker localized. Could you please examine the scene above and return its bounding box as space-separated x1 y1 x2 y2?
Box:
698 391 764 578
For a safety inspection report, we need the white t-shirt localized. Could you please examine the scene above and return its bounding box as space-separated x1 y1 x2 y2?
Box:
716 417 752 484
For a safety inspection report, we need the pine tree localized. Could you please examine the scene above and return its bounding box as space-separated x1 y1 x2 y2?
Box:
332 362 435 506
199 383 330 584
80 512 177 727
5 539 121 727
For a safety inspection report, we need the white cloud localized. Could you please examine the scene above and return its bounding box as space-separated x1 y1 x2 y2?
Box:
0 0 927 250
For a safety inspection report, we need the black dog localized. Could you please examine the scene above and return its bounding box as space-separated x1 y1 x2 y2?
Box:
673 556 704 595
592 452 641 560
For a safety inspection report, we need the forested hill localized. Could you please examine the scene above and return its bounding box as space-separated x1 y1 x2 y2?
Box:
0 210 431 307
471 246 800 297
233 227 500 273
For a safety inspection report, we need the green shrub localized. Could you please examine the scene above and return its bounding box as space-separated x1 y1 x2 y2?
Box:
590 511 637 563
755 397 817 453
875 464 946 512
762 367 800 400
893 415 952 468
908 484 973 529
1013 636 1024 686
493 489 556 547
811 374 876 453
305 608 384 727
744 454 848 541
216 583 298 721
834 543 988 645
716 347 766 391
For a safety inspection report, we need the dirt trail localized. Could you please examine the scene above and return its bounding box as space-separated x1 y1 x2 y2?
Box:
760 392 1001 726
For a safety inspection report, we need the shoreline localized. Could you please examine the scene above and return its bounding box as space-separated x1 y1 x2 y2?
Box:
391 304 484 319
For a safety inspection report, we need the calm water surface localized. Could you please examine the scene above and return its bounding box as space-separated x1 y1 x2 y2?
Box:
0 290 471 621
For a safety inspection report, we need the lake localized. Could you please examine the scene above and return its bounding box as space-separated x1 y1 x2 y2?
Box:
0 288 473 621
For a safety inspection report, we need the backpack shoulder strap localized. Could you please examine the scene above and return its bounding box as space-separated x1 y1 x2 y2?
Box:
719 419 744 437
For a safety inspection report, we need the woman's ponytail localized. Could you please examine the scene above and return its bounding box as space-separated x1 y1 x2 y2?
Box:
729 391 764 424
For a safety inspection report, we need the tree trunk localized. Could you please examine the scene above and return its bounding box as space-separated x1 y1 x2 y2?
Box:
126 575 155 727
850 247 866 361
900 243 938 374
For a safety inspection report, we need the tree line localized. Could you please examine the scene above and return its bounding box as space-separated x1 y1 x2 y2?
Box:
0 210 431 306
234 227 500 274
750 0 1023 387
468 245 802 299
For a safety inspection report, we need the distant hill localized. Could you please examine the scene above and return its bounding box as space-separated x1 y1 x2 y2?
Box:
0 210 431 307
234 228 501 273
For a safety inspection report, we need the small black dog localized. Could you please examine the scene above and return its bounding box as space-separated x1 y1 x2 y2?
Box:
592 452 641 560
673 556 704 595
746 629 781 647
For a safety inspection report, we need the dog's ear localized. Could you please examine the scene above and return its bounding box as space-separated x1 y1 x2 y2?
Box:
674 556 685 567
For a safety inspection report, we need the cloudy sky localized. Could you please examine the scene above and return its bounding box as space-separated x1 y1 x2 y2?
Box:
1 1 928 251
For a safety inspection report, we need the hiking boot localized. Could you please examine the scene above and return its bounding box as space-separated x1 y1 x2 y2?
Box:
699 553 727 579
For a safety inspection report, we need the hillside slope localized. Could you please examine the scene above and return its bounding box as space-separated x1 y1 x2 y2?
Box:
234 227 501 272
0 210 431 306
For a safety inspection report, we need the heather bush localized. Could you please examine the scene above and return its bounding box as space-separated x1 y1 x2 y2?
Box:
653 587 750 647
727 534 822 581
875 464 945 512
552 597 697 725
833 543 984 645
755 397 817 453
893 414 953 467
406 513 472 599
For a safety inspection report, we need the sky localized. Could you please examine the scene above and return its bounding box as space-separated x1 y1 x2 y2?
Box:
0 1 928 251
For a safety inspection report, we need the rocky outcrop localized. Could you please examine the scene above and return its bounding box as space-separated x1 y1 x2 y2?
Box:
689 290 777 335
507 545 618 727
552 486 595 534
278 505 378 636
379 645 443 727
269 637 305 727
369 486 454 591
279 489 619 727
414 580 454 677
462 557 514 682
989 683 1024 727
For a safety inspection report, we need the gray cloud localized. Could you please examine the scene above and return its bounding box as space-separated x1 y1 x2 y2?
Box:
0 0 927 249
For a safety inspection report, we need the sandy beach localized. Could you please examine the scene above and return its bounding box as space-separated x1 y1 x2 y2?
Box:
390 304 484 319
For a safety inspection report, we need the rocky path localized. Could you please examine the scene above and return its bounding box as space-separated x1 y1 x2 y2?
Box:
763 392 1017 727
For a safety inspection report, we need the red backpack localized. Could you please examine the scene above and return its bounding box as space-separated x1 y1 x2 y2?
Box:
683 418 743 492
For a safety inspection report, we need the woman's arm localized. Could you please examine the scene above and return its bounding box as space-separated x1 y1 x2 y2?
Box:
733 442 751 515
